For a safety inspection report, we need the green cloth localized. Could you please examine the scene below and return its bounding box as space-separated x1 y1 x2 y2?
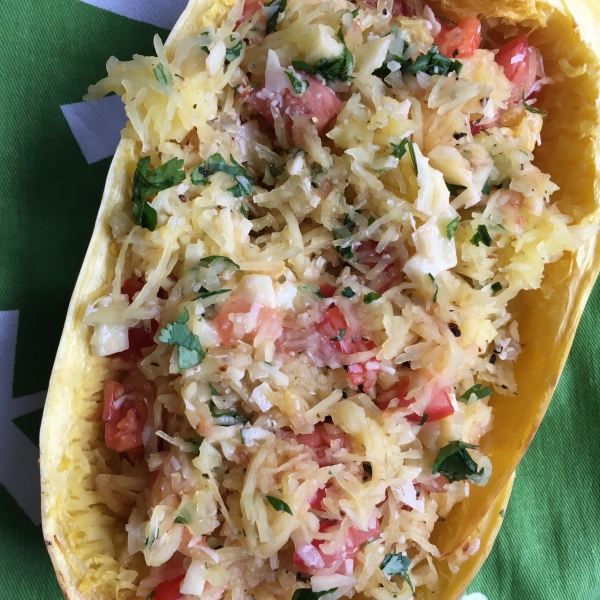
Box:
0 2 598 598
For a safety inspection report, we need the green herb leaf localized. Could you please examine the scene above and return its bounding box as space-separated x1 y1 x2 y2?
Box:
428 273 438 303
266 495 293 515
446 216 460 240
330 328 346 342
522 91 547 115
198 255 240 270
240 205 248 218
158 308 206 371
292 589 338 600
459 384 492 401
292 27 354 82
132 156 186 230
491 282 503 293
174 515 189 524
209 400 248 426
191 153 254 197
410 45 462 77
364 292 382 304
446 182 466 197
341 286 356 298
183 437 203 456
390 138 418 175
419 413 429 426
209 383 219 396
285 71 309 94
470 224 492 247
380 548 414 593
482 180 491 195
195 288 232 300
432 440 482 483
225 40 244 61
264 0 286 34
153 63 172 85
351 8 359 17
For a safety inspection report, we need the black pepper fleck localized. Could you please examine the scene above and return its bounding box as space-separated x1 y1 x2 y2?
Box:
448 323 461 337
452 49 459 58
179 194 187 203
489 354 497 364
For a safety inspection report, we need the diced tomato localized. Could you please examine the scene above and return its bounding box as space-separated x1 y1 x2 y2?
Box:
153 574 185 600
435 17 481 59
495 34 535 96
297 423 351 466
319 283 337 298
353 240 402 293
376 381 455 422
309 482 332 511
422 474 450 493
237 0 264 26
294 517 381 575
245 76 342 137
214 296 279 347
121 277 144 302
470 120 486 136
317 306 374 355
103 378 149 453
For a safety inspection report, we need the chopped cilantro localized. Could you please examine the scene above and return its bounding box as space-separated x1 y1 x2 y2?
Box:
380 548 414 593
431 440 483 483
333 214 356 261
330 328 346 342
341 286 356 298
198 255 240 270
367 217 376 226
285 71 309 94
158 308 206 371
410 46 462 77
173 515 189 524
470 224 492 247
446 182 466 196
183 437 202 456
491 282 503 293
428 273 438 303
153 63 172 85
264 0 286 35
209 383 219 396
446 216 460 240
364 292 382 304
191 153 254 197
292 27 354 82
522 91 547 115
459 384 492 402
195 288 232 300
132 156 185 230
351 8 359 17
390 138 418 175
266 495 293 515
240 205 248 218
482 180 491 195
292 589 337 600
225 40 244 62
209 401 248 425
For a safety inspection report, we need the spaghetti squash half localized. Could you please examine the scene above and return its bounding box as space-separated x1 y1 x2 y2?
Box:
41 0 600 599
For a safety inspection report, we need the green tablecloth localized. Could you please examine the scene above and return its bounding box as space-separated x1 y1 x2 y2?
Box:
0 1 598 598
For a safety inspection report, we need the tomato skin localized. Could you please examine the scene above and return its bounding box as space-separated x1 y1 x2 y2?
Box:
214 296 280 347
495 34 534 96
353 241 402 293
103 379 149 453
121 277 144 302
293 517 381 575
376 382 455 422
319 283 337 299
435 17 481 59
297 423 351 467
153 574 185 600
246 76 342 137
237 0 263 25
